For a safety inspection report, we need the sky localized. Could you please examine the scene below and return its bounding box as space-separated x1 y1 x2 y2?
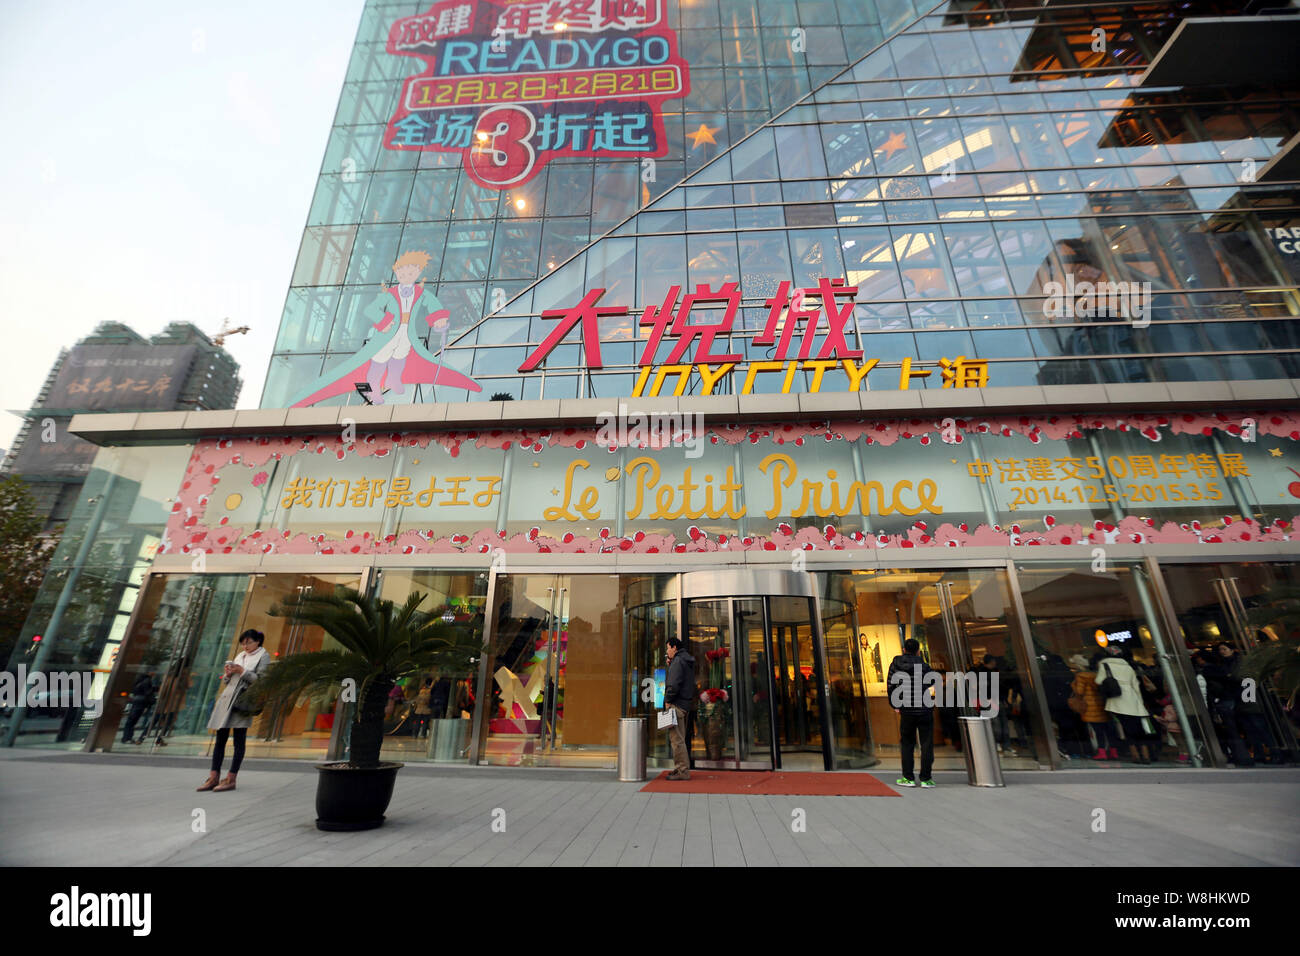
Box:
0 0 365 452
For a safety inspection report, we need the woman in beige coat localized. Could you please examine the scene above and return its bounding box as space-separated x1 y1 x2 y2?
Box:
198 630 269 792
1095 648 1152 764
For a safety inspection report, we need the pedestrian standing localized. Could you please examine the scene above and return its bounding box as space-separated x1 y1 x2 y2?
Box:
1072 653 1115 759
888 638 937 788
1096 647 1151 763
150 660 190 746
413 678 434 738
197 629 269 792
663 637 695 781
430 674 452 720
121 672 157 744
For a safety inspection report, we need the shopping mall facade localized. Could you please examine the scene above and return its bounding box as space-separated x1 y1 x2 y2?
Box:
5 0 1299 774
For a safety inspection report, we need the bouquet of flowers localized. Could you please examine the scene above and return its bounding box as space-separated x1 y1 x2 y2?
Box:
699 647 731 719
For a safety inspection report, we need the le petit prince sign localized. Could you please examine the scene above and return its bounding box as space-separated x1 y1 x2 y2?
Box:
161 412 1298 560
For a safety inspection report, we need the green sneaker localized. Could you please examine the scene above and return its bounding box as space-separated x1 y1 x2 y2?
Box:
895 777 916 787
919 780 936 788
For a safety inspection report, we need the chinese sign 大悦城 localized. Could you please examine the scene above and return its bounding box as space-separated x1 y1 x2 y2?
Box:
385 0 689 187
518 279 993 395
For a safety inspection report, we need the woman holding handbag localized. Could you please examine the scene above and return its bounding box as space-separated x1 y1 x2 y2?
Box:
197 629 269 792
1095 646 1152 764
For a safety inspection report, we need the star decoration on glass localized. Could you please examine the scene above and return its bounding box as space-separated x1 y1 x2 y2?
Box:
877 130 907 158
1269 448 1283 457
688 123 720 148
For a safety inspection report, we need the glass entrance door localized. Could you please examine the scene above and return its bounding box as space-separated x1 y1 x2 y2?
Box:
481 573 565 765
235 572 365 752
734 598 774 767
94 570 364 759
823 568 1048 772
481 572 626 766
688 593 830 770
761 596 827 769
1159 562 1300 765
687 598 739 766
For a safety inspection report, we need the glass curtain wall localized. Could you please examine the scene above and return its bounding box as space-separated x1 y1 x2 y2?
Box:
430 0 1299 399
264 0 933 407
625 574 680 768
372 568 488 761
1158 561 1300 766
2 444 192 749
85 559 1300 771
92 573 245 753
118 572 366 758
93 567 494 765
92 571 366 760
824 567 1047 772
1015 561 1207 767
479 572 639 766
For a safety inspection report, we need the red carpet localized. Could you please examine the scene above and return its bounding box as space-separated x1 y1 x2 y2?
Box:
640 771 899 796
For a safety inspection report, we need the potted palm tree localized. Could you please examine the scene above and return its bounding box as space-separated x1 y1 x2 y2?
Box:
250 586 479 831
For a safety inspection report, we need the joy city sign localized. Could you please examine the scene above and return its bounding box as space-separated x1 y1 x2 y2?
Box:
517 279 992 394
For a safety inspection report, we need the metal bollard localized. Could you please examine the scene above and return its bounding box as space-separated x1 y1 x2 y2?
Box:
958 716 1005 787
616 717 647 782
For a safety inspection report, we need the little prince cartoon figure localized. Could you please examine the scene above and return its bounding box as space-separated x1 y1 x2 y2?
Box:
289 250 480 407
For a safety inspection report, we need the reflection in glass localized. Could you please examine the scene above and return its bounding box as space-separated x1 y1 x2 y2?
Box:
824 568 1045 772
1016 562 1204 767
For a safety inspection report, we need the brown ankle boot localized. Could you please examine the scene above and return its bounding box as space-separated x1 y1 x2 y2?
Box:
196 772 219 792
213 773 238 792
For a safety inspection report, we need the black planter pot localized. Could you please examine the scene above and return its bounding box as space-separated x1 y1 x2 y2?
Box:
315 761 403 831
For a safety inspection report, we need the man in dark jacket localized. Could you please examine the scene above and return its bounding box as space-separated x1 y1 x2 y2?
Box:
1220 643 1277 764
121 672 157 744
888 639 937 788
429 675 452 720
663 637 696 780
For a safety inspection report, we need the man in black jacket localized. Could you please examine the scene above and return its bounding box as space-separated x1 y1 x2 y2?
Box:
121 672 157 744
888 639 937 788
663 638 696 780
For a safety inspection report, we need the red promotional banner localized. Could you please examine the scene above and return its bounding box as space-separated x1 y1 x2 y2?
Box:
385 0 690 188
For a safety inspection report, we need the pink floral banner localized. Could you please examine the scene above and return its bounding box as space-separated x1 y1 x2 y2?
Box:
162 410 1300 558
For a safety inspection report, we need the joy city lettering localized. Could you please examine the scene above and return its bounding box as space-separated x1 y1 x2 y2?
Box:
517 280 991 394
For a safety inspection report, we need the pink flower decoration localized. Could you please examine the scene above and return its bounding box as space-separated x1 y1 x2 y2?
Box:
252 471 269 487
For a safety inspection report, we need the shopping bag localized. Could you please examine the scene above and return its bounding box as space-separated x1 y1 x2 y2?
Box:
657 708 677 730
